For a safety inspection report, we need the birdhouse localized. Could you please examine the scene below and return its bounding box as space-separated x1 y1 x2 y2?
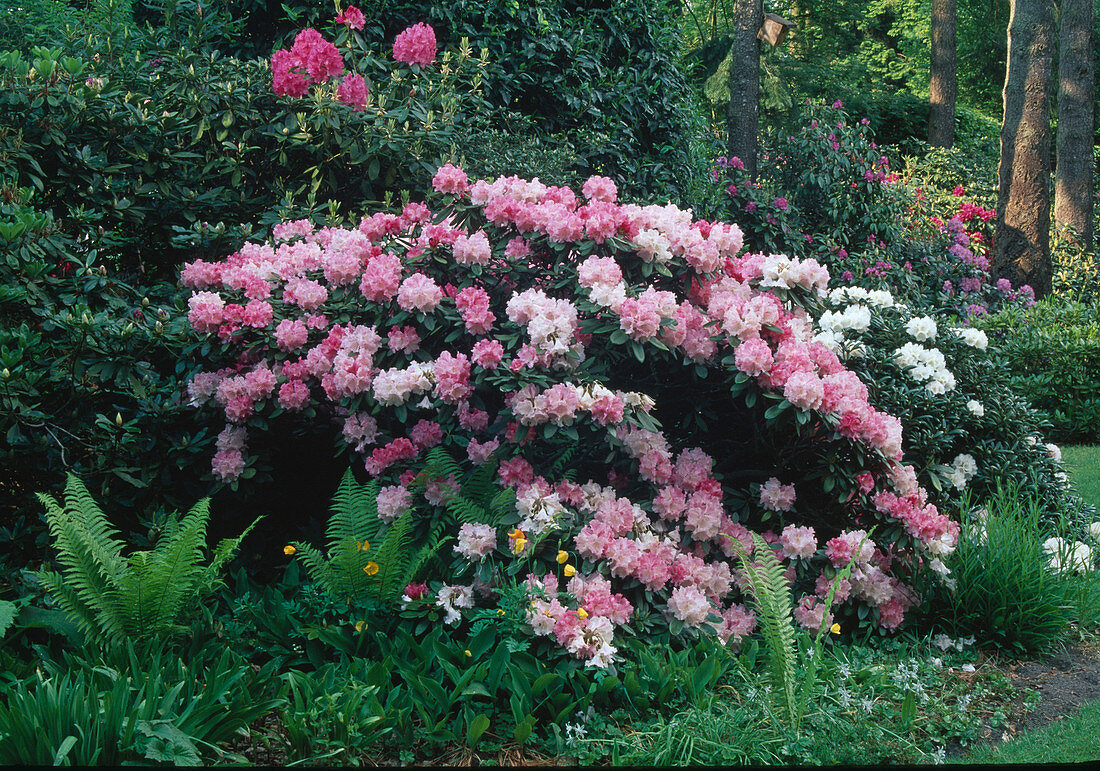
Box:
757 13 795 47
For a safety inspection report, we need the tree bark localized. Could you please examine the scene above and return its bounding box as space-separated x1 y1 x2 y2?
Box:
929 0 957 147
1054 0 1095 250
993 0 1055 298
727 0 762 178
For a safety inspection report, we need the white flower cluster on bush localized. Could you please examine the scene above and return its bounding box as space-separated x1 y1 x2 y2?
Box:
894 342 956 395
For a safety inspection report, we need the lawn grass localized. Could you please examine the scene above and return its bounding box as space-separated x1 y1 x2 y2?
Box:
1063 445 1100 511
954 699 1100 764
952 445 1100 766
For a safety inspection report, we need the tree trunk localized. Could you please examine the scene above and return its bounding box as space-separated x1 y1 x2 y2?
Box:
929 0 957 147
727 0 762 178
1054 0 1095 250
993 0 1055 298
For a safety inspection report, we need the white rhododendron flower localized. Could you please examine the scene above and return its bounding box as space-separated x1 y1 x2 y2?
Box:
966 400 984 417
906 316 938 342
951 327 988 350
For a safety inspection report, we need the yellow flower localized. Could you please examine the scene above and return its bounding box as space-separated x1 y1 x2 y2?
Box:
563 564 576 577
363 561 379 576
464 649 472 657
283 545 296 556
356 540 370 551
512 537 528 554
830 622 841 635
556 550 569 564
355 620 367 632
577 608 589 620
497 609 505 616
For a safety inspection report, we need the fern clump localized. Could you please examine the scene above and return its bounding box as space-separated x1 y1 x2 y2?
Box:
36 474 259 647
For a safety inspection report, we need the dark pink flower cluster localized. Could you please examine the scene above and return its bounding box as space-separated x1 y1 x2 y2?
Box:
392 22 436 68
272 28 345 97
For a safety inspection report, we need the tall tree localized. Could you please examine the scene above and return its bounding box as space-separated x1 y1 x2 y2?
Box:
993 0 1055 297
1054 0 1095 250
929 0 957 147
728 0 763 177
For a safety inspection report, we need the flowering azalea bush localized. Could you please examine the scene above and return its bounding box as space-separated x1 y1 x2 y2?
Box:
181 162 1074 666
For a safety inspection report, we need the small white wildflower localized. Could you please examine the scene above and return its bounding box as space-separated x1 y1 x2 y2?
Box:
966 400 985 417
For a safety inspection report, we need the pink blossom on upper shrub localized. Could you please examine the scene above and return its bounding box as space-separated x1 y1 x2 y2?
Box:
335 5 365 29
392 22 437 67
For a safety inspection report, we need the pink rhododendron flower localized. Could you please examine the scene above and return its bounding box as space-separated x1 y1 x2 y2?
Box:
759 477 796 512
397 272 443 313
392 22 436 67
336 72 368 110
455 522 496 560
335 5 365 29
432 163 469 195
779 525 817 559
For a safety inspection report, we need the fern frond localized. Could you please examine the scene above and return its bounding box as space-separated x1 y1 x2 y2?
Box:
460 462 497 506
327 469 381 556
487 487 517 527
139 504 210 634
369 511 419 602
727 531 798 729
197 515 262 597
291 542 340 596
424 447 463 480
547 445 577 479
445 494 490 525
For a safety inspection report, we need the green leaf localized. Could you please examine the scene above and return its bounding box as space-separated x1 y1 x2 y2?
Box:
467 713 490 747
0 600 16 638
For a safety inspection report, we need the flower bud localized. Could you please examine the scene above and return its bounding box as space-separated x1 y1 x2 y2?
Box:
1 368 9 379
115 412 123 426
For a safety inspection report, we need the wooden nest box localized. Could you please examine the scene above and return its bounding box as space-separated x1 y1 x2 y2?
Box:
757 13 795 47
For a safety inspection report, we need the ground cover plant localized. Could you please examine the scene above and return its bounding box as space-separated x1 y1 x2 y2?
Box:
4 2 1100 767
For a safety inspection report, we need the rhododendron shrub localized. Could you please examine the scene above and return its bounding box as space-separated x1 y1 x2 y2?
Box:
715 101 1035 321
183 167 991 662
813 284 1081 534
261 16 490 215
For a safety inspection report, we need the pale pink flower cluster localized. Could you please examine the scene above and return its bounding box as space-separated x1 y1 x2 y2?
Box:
432 163 469 195
759 477 796 512
505 288 580 361
452 231 491 266
371 362 433 406
779 524 817 559
454 285 495 334
376 484 412 522
525 572 631 668
342 413 378 453
211 426 247 483
617 288 677 341
397 272 443 313
454 522 497 561
667 585 713 627
272 219 314 242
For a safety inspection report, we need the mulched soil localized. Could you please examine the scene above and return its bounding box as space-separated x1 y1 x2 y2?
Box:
947 637 1100 757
